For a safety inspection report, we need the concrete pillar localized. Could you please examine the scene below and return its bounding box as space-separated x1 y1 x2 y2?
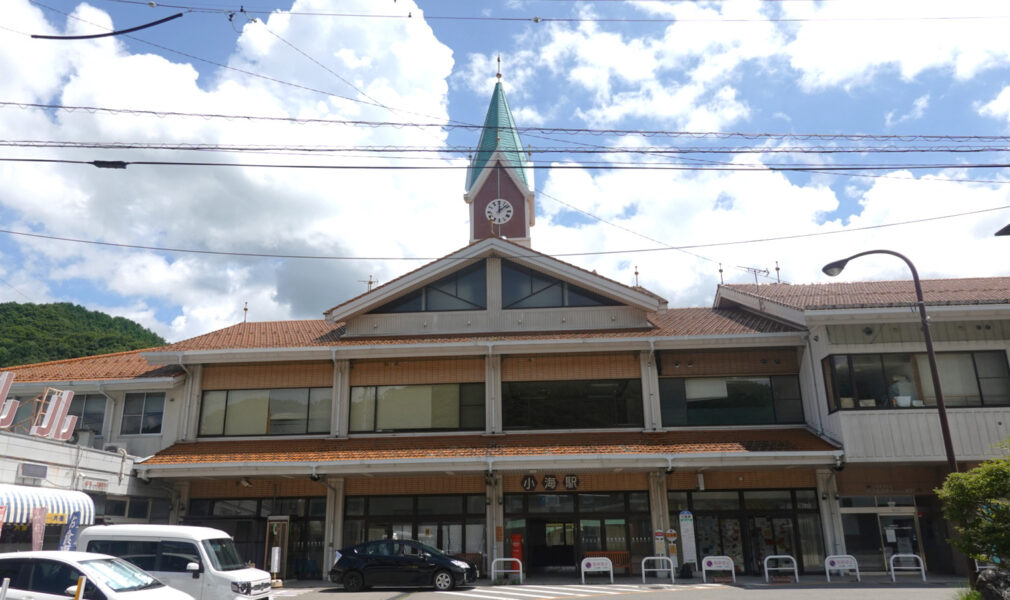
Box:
816 468 844 555
324 477 345 575
486 472 504 572
170 480 190 524
486 355 502 434
333 361 349 438
648 471 670 535
640 351 662 431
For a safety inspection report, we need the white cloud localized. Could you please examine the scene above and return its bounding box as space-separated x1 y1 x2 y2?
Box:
885 94 930 127
979 86 1010 123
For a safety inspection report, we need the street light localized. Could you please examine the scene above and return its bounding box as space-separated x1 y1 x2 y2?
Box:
821 249 959 474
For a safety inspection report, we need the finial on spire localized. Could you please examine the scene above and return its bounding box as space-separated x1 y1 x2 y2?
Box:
496 54 502 80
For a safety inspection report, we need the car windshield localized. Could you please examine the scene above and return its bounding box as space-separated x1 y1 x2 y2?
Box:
81 558 163 592
202 538 246 571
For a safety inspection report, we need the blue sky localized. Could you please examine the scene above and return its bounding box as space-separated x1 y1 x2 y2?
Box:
2 0 1010 342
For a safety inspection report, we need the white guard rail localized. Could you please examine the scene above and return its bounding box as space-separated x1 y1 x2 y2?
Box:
2 577 11 600
763 555 798 583
889 554 926 582
580 556 614 584
824 554 860 582
641 556 675 583
700 556 736 583
491 558 524 584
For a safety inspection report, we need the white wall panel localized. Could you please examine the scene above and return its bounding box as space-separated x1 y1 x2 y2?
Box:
840 408 1010 461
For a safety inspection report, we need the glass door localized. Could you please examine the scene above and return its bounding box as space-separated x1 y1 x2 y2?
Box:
695 516 745 573
880 516 923 570
747 517 795 574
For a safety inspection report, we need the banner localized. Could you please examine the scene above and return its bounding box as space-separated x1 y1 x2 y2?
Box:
60 511 82 551
31 506 46 551
679 510 697 566
0 505 6 544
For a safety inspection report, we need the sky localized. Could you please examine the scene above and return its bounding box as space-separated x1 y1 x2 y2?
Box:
2 0 1010 343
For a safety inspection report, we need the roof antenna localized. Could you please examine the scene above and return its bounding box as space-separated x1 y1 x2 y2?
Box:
775 261 781 283
243 301 248 323
497 54 502 81
634 265 639 287
718 263 724 285
358 275 377 291
740 266 770 286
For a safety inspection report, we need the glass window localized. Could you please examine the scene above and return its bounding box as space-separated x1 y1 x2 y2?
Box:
501 260 620 309
503 495 524 514
667 491 689 513
418 496 463 515
743 491 793 510
121 392 163 435
795 490 818 510
578 493 625 512
826 351 1010 410
350 384 485 432
345 497 365 517
372 262 486 313
692 491 740 511
502 379 643 430
369 496 413 516
628 492 650 513
527 494 575 513
199 388 333 436
199 391 227 436
68 394 106 434
212 499 257 517
28 560 82 595
660 376 802 426
159 540 201 572
466 495 486 514
128 498 150 519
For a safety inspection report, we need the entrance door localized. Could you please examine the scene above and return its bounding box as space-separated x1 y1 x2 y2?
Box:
264 517 289 578
695 516 744 573
880 516 923 570
747 517 796 574
528 519 575 569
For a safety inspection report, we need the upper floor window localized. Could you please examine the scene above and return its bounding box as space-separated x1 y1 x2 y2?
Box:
69 393 106 435
349 383 484 432
659 375 804 426
371 262 486 314
199 387 332 436
823 350 1010 411
502 378 643 429
121 392 164 435
501 260 620 309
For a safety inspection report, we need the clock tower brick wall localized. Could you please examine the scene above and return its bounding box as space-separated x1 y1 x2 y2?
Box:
471 162 529 242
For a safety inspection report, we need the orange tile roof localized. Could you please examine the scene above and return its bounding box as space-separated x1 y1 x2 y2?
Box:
4 349 185 383
721 277 1010 311
151 307 799 353
141 429 837 466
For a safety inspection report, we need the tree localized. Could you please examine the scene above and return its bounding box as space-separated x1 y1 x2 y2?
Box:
937 443 1010 566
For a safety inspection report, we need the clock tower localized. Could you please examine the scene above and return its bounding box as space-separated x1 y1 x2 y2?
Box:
463 72 534 247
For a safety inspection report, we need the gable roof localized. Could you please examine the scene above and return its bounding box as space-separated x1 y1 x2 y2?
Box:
717 277 1010 311
3 349 184 384
465 81 531 191
322 237 667 323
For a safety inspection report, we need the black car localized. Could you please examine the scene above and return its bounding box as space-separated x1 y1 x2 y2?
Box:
329 539 478 592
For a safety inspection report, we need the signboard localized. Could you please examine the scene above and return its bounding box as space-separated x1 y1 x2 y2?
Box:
0 506 6 544
679 510 697 565
0 376 77 442
31 507 46 551
826 555 858 571
542 475 558 491
59 511 82 551
519 474 579 492
653 529 666 555
82 478 109 492
0 371 18 429
563 474 579 490
520 475 537 491
46 513 69 525
581 558 612 572
666 528 679 565
703 556 735 571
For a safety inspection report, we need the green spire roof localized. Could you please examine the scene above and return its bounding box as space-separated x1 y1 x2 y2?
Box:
466 81 530 191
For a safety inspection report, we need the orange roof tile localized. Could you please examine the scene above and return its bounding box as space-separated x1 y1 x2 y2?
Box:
722 277 1010 311
150 307 798 353
4 349 184 383
141 429 837 466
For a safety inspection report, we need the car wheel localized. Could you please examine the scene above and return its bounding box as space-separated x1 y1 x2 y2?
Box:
343 571 364 593
433 570 455 591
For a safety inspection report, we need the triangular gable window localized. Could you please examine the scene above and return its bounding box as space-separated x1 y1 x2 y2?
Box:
501 260 621 309
371 261 487 314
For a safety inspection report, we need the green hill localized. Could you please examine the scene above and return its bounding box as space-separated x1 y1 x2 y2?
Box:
0 302 166 367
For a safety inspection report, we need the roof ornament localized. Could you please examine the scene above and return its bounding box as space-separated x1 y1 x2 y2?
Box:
496 54 502 81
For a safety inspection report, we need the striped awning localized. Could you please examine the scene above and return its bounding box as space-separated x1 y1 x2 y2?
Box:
0 483 95 525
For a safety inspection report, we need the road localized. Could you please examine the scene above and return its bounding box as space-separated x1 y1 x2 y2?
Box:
274 580 968 600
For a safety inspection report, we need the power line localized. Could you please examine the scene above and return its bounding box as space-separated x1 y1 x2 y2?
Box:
1 205 1006 262
7 102 1010 144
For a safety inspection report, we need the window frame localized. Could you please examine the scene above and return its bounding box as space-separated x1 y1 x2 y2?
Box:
823 350 1010 412
348 382 486 433
657 374 805 427
119 392 165 436
68 393 107 436
501 378 644 430
370 261 487 314
500 260 621 310
197 387 333 437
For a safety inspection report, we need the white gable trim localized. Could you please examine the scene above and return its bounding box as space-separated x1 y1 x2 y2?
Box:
462 150 535 204
324 238 663 323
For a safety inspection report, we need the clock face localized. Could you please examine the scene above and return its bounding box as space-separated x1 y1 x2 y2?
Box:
485 198 514 224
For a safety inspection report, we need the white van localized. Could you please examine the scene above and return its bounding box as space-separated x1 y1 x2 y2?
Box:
77 525 272 600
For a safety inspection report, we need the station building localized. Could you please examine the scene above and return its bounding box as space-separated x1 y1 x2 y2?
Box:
3 79 1009 579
